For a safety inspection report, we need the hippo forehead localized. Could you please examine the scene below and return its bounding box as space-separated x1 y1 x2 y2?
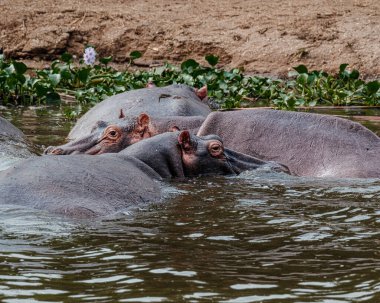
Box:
197 134 223 144
91 117 137 133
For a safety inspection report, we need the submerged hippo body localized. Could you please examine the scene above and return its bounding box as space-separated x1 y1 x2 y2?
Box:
0 155 161 218
0 116 34 171
197 109 380 178
0 130 289 218
69 84 211 140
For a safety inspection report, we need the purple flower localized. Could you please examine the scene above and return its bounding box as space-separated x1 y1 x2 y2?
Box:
83 47 96 65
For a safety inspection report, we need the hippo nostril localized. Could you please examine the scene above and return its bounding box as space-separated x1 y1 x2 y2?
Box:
51 148 64 155
43 146 54 155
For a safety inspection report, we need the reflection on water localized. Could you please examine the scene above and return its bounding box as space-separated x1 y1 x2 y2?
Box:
0 105 379 302
0 105 74 153
0 173 379 302
306 107 380 136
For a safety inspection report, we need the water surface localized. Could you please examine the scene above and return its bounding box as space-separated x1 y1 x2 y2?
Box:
0 106 379 302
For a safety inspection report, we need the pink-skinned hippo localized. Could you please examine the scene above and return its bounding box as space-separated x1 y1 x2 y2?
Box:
197 109 380 178
0 130 289 218
68 84 211 140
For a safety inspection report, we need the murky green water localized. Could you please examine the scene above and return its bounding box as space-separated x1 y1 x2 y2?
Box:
0 106 379 302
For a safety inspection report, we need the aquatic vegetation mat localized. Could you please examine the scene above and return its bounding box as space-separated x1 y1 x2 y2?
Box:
0 51 379 119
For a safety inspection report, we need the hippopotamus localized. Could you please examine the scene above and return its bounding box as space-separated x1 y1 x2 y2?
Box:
0 116 35 171
0 130 289 218
44 113 206 155
118 130 290 178
197 109 380 178
68 84 211 140
44 84 211 155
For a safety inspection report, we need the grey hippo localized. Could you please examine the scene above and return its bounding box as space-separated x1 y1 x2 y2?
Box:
197 109 380 178
0 130 290 218
0 116 35 171
44 113 206 155
69 83 211 139
45 84 211 155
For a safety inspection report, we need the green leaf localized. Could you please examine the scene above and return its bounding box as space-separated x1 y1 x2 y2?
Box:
339 64 349 73
205 54 219 67
181 59 199 71
60 69 72 80
13 61 27 75
46 92 61 103
293 65 308 74
100 56 113 65
130 51 142 60
78 68 90 84
61 53 73 63
349 69 360 80
15 74 26 84
48 73 61 86
366 81 380 94
35 83 49 97
297 73 308 85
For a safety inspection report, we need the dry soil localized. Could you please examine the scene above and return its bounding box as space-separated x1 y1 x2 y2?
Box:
1 0 379 78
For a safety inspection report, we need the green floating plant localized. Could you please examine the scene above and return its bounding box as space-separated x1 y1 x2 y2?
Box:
0 50 379 119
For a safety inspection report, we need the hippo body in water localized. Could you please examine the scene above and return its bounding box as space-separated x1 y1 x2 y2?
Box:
45 84 210 155
0 131 289 218
197 109 380 178
45 113 206 155
68 84 211 140
0 116 34 171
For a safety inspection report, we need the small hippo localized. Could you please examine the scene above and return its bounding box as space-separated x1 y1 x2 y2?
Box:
197 109 380 178
0 130 289 218
118 130 290 179
68 84 211 140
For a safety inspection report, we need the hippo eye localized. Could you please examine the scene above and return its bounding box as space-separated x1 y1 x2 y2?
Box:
209 142 223 157
104 126 121 140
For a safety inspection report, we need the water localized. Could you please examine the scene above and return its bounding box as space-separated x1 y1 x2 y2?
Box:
0 106 379 302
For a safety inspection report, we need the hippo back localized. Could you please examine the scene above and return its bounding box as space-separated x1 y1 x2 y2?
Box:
0 155 161 218
197 109 380 178
0 116 25 139
69 84 211 140
0 116 35 171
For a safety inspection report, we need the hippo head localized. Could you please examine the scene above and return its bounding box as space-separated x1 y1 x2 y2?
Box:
44 113 155 155
178 131 234 176
178 131 291 177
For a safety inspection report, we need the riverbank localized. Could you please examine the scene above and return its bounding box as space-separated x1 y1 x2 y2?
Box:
1 0 379 78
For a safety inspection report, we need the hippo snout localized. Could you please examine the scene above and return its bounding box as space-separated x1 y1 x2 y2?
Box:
44 147 65 155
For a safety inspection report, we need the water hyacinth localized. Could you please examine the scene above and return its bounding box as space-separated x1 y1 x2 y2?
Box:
83 47 96 65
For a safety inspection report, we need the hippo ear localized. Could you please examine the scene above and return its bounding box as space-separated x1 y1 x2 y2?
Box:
195 85 208 100
178 130 192 151
137 113 150 126
119 109 125 119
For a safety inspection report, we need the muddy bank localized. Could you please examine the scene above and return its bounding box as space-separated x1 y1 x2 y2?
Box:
1 0 379 78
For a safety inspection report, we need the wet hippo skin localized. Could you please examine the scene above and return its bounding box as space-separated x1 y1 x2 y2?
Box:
68 84 211 140
0 116 35 171
197 109 380 178
0 130 289 218
44 84 210 155
44 113 206 155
